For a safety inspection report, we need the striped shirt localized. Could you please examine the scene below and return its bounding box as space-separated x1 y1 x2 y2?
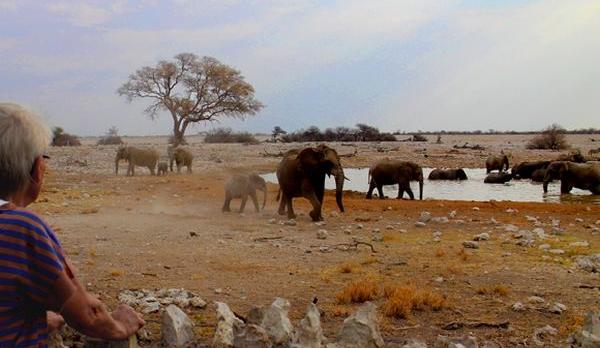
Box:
0 202 65 347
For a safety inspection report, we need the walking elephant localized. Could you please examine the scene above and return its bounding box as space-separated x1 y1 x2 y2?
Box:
428 168 468 180
168 146 193 173
486 155 509 173
115 146 159 176
484 172 512 184
543 161 600 194
276 145 345 221
367 160 423 200
222 173 267 213
511 161 551 179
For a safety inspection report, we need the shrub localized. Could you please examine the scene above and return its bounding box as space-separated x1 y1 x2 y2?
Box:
204 127 259 144
412 134 428 142
97 126 123 145
382 284 448 318
527 124 569 150
335 279 379 304
52 127 81 146
280 123 396 142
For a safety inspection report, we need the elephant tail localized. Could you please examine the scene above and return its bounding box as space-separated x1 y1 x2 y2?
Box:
276 189 281 202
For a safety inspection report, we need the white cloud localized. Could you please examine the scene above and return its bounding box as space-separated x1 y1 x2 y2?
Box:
46 1 124 27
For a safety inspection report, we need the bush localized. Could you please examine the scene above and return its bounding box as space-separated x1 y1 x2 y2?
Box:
527 124 569 150
204 127 259 144
280 124 396 142
412 134 428 142
52 127 81 146
97 126 124 145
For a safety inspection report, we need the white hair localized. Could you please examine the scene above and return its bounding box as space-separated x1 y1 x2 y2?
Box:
0 103 51 198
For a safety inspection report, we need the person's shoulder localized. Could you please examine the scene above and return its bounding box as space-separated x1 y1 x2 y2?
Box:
1 206 48 226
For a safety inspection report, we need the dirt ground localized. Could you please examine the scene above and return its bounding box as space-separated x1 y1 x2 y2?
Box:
37 134 599 346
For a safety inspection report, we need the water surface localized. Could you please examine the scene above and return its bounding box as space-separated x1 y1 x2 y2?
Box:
262 168 599 204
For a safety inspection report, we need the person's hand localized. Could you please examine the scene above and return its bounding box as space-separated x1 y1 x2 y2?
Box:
47 311 65 331
110 304 145 339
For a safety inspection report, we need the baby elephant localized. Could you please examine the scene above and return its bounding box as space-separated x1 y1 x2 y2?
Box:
484 172 513 184
157 162 168 176
428 168 468 180
223 173 267 213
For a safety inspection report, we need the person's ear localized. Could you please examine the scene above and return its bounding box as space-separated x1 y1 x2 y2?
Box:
30 156 45 184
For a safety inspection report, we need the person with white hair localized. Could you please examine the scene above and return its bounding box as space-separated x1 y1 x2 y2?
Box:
0 103 145 346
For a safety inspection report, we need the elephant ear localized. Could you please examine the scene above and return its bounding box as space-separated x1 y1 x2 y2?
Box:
298 147 323 173
558 162 569 177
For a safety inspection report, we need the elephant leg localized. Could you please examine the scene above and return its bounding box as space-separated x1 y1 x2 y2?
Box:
560 180 572 194
250 191 260 212
239 195 248 213
286 196 296 220
177 165 182 174
150 166 156 176
278 192 287 215
306 192 323 221
222 194 232 212
377 185 385 199
366 181 376 199
187 165 192 173
405 185 415 200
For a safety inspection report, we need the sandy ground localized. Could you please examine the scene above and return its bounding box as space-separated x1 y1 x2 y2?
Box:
36 134 599 346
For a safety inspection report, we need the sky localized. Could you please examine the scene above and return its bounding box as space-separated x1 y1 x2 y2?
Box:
1 0 599 136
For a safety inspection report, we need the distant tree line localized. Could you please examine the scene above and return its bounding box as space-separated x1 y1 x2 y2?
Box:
277 124 396 142
204 127 259 144
394 127 600 135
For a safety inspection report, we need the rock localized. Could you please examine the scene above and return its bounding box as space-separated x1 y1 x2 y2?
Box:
473 233 490 241
505 208 517 213
319 246 332 253
596 220 600 225
472 206 480 211
532 228 546 239
268 219 277 224
569 241 589 247
356 224 364 230
234 324 272 348
575 254 600 273
162 305 194 348
482 341 501 348
315 221 327 226
575 218 584 223
547 302 567 314
504 224 519 233
292 303 325 348
448 210 457 219
538 244 550 250
334 302 384 348
386 225 394 230
462 241 479 249
434 276 444 283
415 222 426 228
317 230 328 240
431 216 449 224
284 220 297 226
525 215 538 222
371 228 381 233
400 339 427 348
512 302 525 312
548 249 565 254
502 252 512 257
190 297 207 308
434 335 478 348
432 231 442 238
371 234 383 242
142 301 160 314
214 302 244 348
343 228 352 235
533 325 557 346
569 312 600 347
419 211 432 223
489 218 498 225
260 298 294 347
528 296 545 304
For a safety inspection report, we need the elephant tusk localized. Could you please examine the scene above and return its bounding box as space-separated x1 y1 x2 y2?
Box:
344 175 351 181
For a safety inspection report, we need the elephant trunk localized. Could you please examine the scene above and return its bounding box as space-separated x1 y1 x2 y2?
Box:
334 167 345 212
419 178 423 200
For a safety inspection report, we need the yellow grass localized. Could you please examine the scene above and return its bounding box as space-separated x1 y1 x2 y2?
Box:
476 284 510 296
382 284 448 318
559 314 585 336
336 279 379 304
339 262 361 274
457 248 470 261
435 248 446 257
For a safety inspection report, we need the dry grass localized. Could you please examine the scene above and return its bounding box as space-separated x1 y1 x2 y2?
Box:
559 314 586 336
476 284 510 296
457 248 470 261
435 248 446 257
360 256 380 265
339 262 361 274
336 279 379 304
80 207 99 214
382 284 448 319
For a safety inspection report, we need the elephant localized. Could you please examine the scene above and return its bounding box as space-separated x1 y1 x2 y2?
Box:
511 161 551 179
276 144 345 221
157 162 168 176
543 161 600 194
485 155 509 173
484 172 512 184
556 150 586 163
115 146 159 176
530 168 547 182
222 173 267 213
167 146 193 173
366 160 423 200
428 168 468 180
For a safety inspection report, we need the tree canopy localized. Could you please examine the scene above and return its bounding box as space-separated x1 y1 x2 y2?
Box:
117 53 263 145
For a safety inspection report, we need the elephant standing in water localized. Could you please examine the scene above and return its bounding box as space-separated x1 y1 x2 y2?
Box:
277 145 345 221
115 146 159 176
543 161 600 194
428 168 468 180
222 173 267 213
484 172 512 184
511 161 551 179
367 160 423 200
486 154 509 173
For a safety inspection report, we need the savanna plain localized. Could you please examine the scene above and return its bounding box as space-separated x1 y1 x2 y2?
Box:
38 134 599 346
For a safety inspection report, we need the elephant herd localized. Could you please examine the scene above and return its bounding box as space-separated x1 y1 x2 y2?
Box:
113 144 600 222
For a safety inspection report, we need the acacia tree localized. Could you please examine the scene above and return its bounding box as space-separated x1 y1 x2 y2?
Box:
117 53 264 145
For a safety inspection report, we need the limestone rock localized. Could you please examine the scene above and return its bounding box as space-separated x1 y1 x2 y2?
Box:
317 230 328 240
473 233 490 241
575 254 600 272
401 339 428 348
83 336 140 348
512 302 525 312
434 335 478 348
415 222 426 228
234 324 273 348
261 298 294 347
462 241 479 249
419 211 432 223
431 216 449 224
292 303 325 348
532 325 557 346
162 305 194 348
334 302 384 348
214 302 244 348
569 312 600 347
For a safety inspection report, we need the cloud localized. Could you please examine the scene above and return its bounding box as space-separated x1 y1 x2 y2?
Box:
46 1 126 27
